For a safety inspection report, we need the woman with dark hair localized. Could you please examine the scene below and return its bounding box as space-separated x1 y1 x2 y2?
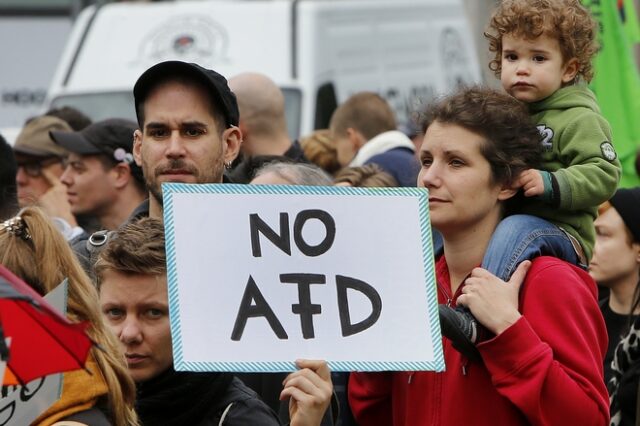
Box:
593 187 640 426
591 188 640 386
348 87 609 425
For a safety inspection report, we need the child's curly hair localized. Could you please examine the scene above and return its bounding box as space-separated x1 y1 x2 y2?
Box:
485 0 599 83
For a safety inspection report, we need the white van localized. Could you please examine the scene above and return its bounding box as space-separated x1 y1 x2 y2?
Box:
45 0 481 139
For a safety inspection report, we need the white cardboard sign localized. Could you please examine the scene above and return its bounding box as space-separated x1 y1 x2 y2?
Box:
163 184 443 372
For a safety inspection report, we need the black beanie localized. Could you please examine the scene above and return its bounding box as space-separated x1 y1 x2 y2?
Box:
609 187 640 243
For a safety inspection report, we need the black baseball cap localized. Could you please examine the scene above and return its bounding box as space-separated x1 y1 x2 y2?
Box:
609 187 640 243
49 118 144 185
133 60 239 128
50 118 137 158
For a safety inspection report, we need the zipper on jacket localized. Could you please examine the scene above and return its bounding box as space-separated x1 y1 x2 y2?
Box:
436 280 453 306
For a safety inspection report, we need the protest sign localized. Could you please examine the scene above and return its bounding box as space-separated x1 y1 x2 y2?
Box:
164 183 443 372
0 282 66 426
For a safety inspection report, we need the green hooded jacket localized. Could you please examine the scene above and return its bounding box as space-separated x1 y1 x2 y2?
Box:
523 85 621 261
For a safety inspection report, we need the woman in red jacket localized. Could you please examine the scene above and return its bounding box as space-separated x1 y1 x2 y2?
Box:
348 87 610 425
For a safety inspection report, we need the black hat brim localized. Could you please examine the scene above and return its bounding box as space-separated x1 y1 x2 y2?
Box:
50 131 102 155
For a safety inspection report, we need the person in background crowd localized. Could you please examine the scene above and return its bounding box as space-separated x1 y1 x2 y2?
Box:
0 133 18 220
13 115 84 241
227 72 307 183
592 187 640 426
250 161 333 186
591 187 640 385
44 106 93 131
43 106 99 232
300 129 341 177
95 217 332 426
333 164 398 188
329 92 419 187
399 117 425 158
0 207 138 426
51 118 146 231
348 86 609 425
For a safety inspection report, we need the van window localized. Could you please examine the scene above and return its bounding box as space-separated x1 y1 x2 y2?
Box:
282 88 301 141
314 83 337 131
50 91 136 123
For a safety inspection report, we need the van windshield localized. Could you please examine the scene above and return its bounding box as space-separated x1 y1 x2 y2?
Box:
50 87 302 140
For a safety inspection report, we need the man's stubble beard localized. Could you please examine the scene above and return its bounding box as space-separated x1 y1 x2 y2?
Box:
143 159 224 208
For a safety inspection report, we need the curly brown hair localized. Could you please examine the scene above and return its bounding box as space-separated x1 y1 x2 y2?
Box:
485 0 598 83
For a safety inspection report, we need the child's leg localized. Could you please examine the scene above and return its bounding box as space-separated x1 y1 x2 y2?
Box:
440 214 581 362
432 229 443 257
481 214 580 281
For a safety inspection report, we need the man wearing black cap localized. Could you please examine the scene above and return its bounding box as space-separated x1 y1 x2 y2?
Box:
50 118 146 230
73 61 243 268
131 60 242 218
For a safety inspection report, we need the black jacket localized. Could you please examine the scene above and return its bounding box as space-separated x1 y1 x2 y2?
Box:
136 369 279 426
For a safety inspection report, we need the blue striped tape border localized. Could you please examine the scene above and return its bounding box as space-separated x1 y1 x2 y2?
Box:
163 190 185 367
419 188 445 371
164 183 444 372
162 182 424 197
174 360 444 373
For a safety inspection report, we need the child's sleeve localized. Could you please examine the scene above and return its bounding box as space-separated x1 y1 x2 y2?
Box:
549 112 621 210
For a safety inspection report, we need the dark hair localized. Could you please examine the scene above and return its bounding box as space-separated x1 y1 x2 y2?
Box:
0 134 17 220
629 277 640 321
485 0 598 83
45 106 93 131
135 74 225 132
421 86 542 187
329 92 396 140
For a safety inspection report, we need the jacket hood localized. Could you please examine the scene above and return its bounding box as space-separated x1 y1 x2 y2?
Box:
529 85 600 114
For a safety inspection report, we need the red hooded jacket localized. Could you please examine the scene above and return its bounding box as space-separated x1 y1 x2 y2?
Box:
349 256 609 425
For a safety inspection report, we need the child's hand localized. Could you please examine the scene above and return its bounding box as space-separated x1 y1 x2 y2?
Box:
515 169 544 197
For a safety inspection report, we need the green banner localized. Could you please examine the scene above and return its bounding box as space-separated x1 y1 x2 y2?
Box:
583 0 640 187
